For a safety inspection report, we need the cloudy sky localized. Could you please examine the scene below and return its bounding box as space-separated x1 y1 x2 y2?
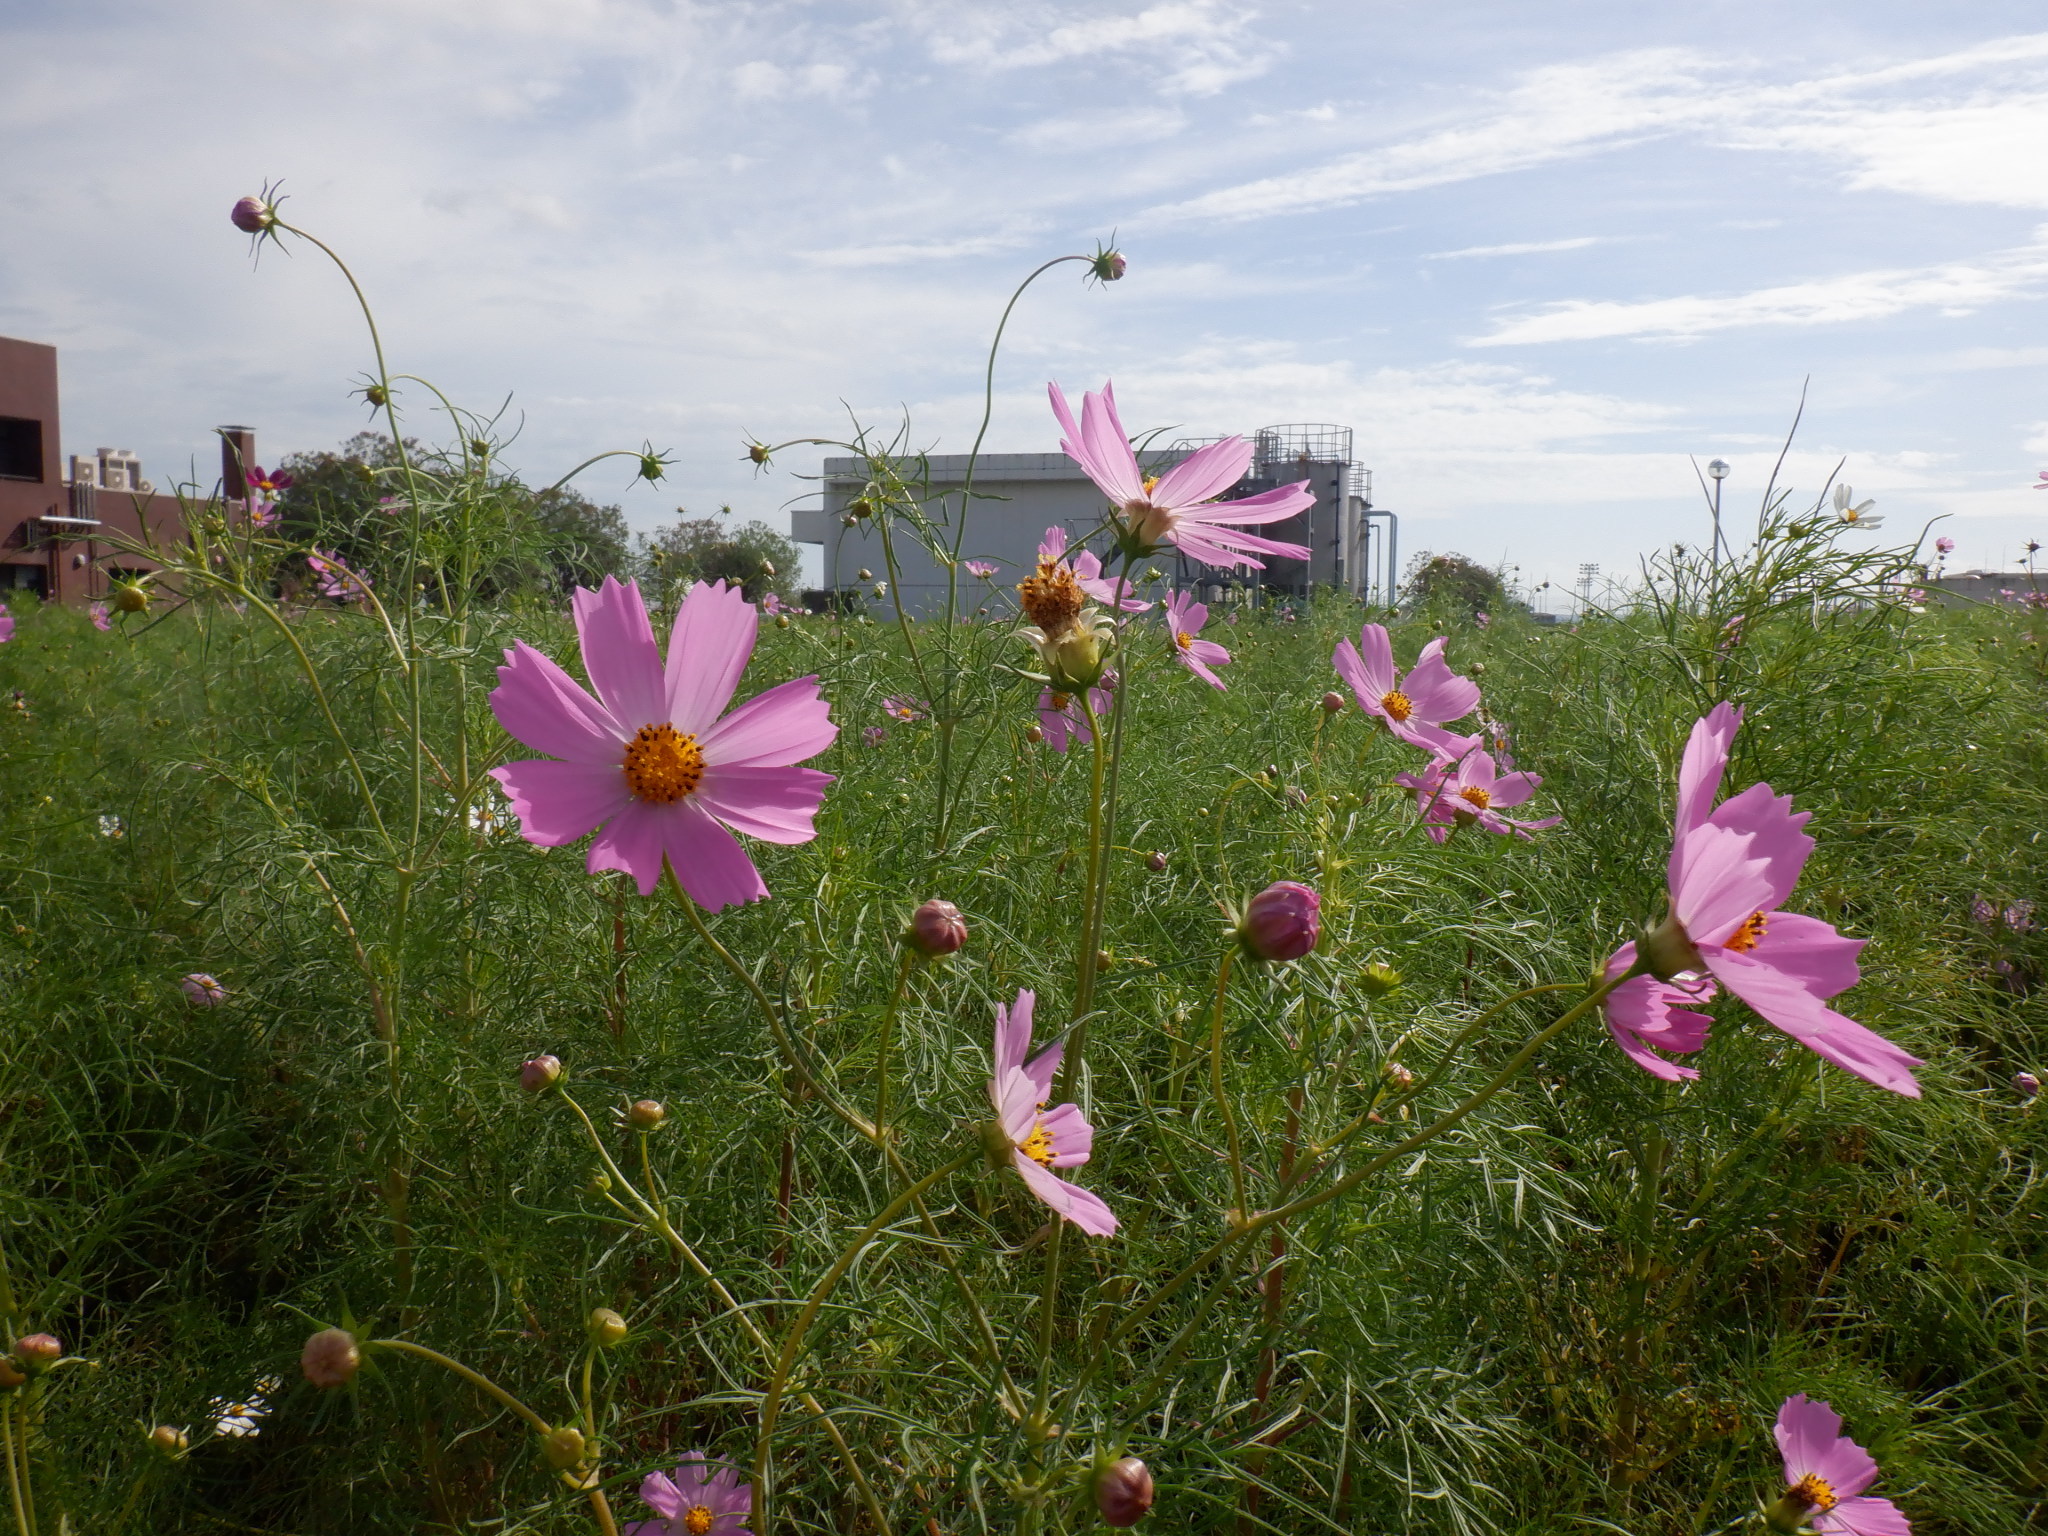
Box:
4 0 2046 602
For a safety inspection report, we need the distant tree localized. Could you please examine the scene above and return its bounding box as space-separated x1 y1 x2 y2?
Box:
1402 550 1508 617
637 514 799 605
530 487 632 591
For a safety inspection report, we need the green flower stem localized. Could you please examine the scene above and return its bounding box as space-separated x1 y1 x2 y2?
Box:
365 1339 553 1436
874 948 919 1139
753 1148 981 1534
1067 686 1112 1038
2 1403 28 1536
1207 948 1249 1221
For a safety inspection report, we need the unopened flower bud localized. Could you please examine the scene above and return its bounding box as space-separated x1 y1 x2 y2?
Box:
147 1423 189 1456
873 582 889 598
857 568 873 581
908 898 967 956
760 560 775 576
520 1055 564 1092
587 1307 629 1347
626 1099 667 1131
1240 882 1320 962
1358 961 1401 997
301 1328 360 1388
112 582 149 613
1383 1061 1414 1091
230 196 274 233
1095 1455 1154 1526
541 1425 587 1469
1320 691 1344 713
1090 249 1128 284
776 613 791 628
1025 724 1045 744
584 1168 612 1195
14 1335 61 1373
746 442 771 465
1146 851 1168 872
2017 1071 2041 1099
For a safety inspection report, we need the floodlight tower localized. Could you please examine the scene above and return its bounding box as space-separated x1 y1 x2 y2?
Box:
1707 458 1730 574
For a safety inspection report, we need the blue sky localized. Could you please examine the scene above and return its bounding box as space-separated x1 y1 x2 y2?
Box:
3 1 2045 602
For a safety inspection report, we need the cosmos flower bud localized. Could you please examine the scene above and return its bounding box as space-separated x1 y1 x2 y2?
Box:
857 568 873 581
1320 691 1344 713
112 582 150 614
147 1424 189 1456
1049 626 1106 690
230 196 274 233
2017 1071 2041 1099
1025 724 1045 744
1358 961 1401 997
746 442 771 465
587 1307 629 1347
1240 882 1320 962
626 1099 667 1131
301 1328 360 1388
1089 248 1128 284
14 1335 61 1373
520 1055 564 1092
1383 1061 1415 1090
908 898 967 956
1146 851 1168 872
541 1425 587 1469
1094 1455 1154 1526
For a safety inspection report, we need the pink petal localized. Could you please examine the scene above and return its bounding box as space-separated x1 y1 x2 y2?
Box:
572 577 668 728
1037 524 1067 565
994 989 1035 1080
1755 912 1864 1001
1338 627 1395 703
1675 703 1744 839
1705 783 1814 913
491 760 631 846
1170 524 1272 571
1601 943 1712 1081
1176 520 1310 560
699 675 836 767
665 581 758 737
1707 951 1923 1096
1049 387 1132 504
1149 436 1251 509
995 1067 1041 1144
1036 1101 1095 1167
695 765 832 844
1671 824 1778 944
587 800 673 896
1080 382 1145 504
660 799 771 911
1820 1495 1912 1536
640 1470 684 1520
1776 1394 1842 1483
1399 638 1481 725
1181 481 1314 525
1022 1039 1063 1105
1012 1156 1118 1235
490 640 626 764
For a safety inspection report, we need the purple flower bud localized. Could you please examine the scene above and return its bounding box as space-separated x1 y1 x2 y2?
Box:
231 196 274 233
1240 881 1320 962
626 1099 667 1131
300 1328 360 1388
1146 851 1169 872
13 1335 59 1373
908 898 967 956
1095 1456 1154 1527
1320 691 1344 714
2016 1071 2041 1099
520 1055 563 1092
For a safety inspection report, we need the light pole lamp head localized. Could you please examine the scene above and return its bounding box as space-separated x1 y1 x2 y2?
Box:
1707 458 1730 481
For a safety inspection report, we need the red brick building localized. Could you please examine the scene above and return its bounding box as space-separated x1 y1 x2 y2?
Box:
1 333 259 603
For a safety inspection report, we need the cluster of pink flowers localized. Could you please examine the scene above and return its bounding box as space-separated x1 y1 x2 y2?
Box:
308 549 373 604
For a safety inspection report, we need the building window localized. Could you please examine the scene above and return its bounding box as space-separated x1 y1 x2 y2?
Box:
0 418 43 482
0 565 47 597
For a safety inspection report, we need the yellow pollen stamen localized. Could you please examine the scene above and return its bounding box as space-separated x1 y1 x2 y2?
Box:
1142 474 1159 494
1048 692 1071 710
621 724 706 804
1380 690 1414 722
1017 1120 1056 1167
1458 785 1492 811
1723 910 1768 952
683 1505 716 1535
1175 630 1194 651
1788 1473 1838 1514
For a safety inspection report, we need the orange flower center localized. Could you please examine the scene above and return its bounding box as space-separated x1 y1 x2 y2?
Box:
1018 1120 1057 1167
1787 1473 1837 1513
1458 786 1492 811
683 1504 716 1535
1018 563 1084 639
1175 630 1194 651
622 724 705 804
1380 690 1414 722
1048 692 1071 711
1723 911 1768 952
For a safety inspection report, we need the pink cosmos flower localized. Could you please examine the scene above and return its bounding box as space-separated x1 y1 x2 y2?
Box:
89 603 111 632
761 591 783 615
628 1452 753 1535
2036 471 2048 490
246 465 292 496
308 549 372 604
964 560 999 578
989 990 1116 1236
1935 536 1955 555
862 725 886 748
181 973 228 1007
1162 589 1230 689
1331 624 1481 754
1049 382 1312 571
0 604 12 644
488 576 835 911
1036 686 1110 753
1606 703 1922 1096
1766 1395 1911 1536
1600 942 1717 1081
249 499 279 529
377 496 406 516
1394 749 1559 844
881 695 927 725
1474 611 1491 629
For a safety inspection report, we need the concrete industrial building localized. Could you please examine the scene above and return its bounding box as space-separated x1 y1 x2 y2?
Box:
791 423 1396 614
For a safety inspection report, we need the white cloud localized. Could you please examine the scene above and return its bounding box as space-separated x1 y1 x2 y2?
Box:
2024 422 2048 454
914 0 1272 95
1471 237 2048 345
732 60 859 102
803 235 1032 267
1427 237 1604 260
1007 106 1185 152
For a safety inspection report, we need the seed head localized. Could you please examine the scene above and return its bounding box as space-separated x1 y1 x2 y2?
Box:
300 1327 360 1389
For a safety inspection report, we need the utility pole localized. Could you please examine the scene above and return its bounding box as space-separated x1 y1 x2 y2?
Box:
1577 562 1600 618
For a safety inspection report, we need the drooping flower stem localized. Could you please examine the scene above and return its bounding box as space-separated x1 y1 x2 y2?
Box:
1206 948 1250 1221
753 1150 981 1535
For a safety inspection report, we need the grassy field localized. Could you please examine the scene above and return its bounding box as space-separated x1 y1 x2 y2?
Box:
0 530 2041 1534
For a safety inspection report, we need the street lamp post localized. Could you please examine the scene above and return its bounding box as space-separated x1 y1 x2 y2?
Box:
1707 458 1730 576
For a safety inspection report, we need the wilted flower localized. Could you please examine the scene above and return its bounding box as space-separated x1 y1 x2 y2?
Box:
1608 704 1922 1095
1394 750 1559 844
987 990 1117 1235
300 1328 360 1388
89 603 111 631
1762 1394 1911 1535
638 1451 754 1534
1240 881 1320 962
907 898 967 956
1050 382 1311 570
520 1055 564 1092
1094 1456 1154 1526
488 577 836 910
1018 531 1119 690
1332 624 1481 754
964 560 999 578
181 973 228 1007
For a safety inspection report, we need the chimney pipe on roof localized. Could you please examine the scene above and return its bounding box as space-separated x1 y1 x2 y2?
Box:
217 425 256 501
